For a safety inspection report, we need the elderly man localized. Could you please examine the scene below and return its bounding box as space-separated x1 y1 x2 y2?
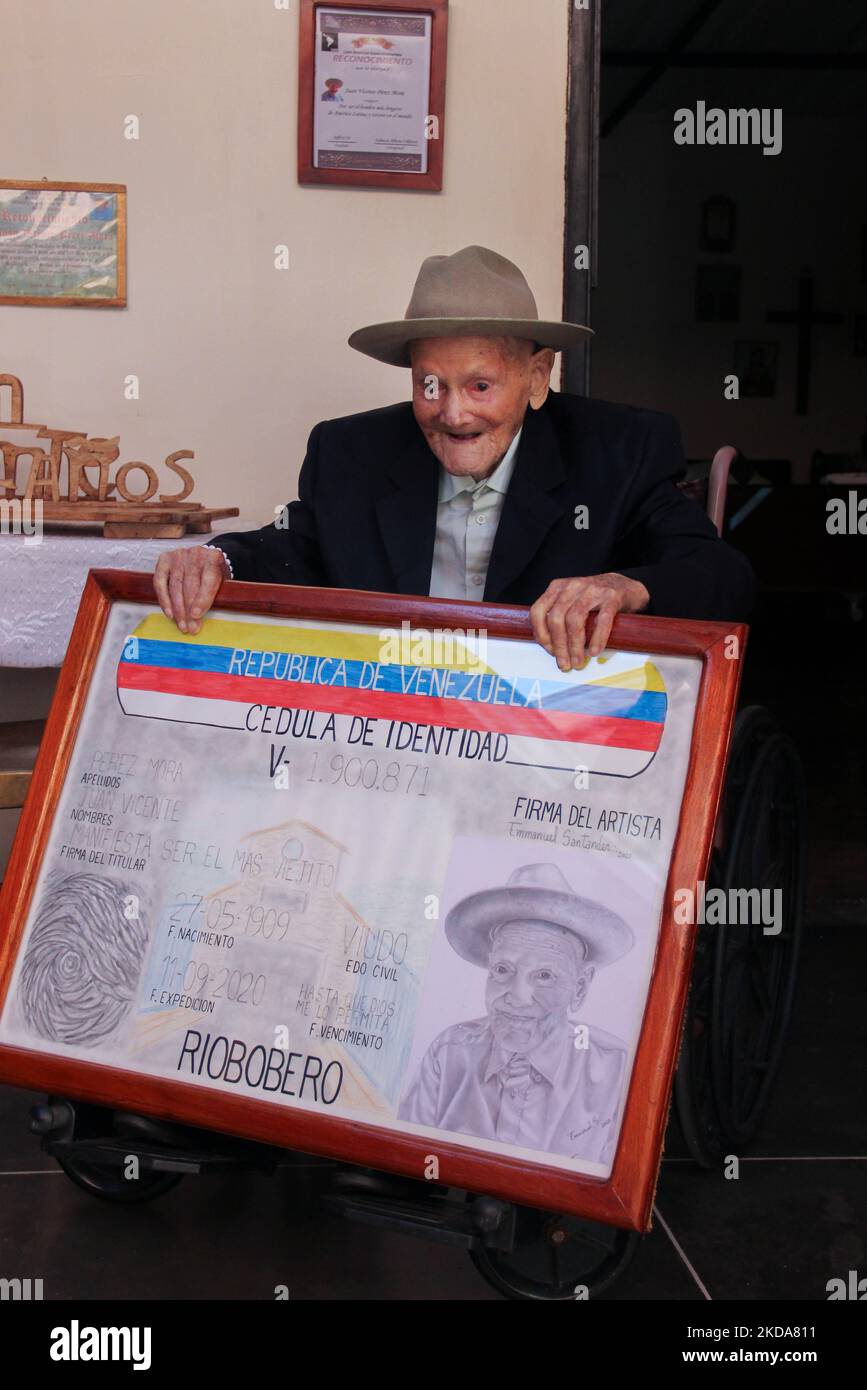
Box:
154 244 755 668
399 863 634 1166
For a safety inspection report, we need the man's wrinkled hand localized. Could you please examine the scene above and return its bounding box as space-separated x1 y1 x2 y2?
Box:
153 546 229 635
530 573 650 671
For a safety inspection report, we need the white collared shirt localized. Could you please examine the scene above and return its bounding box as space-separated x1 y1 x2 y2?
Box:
428 427 522 600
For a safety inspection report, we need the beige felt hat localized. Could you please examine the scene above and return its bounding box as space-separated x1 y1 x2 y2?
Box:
348 244 593 367
445 862 633 970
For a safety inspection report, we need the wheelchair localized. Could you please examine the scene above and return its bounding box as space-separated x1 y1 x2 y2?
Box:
24 447 808 1300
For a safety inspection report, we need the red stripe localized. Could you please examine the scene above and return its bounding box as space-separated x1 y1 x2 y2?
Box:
117 663 663 751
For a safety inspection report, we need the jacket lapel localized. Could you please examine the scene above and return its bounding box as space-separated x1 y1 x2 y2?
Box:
375 425 440 596
484 400 569 600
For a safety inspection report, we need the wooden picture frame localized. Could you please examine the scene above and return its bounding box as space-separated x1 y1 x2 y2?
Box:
700 195 737 254
733 340 779 398
0 572 745 1232
695 263 741 323
0 181 127 308
297 0 448 191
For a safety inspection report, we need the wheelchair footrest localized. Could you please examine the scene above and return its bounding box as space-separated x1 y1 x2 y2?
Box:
45 1136 254 1175
322 1187 514 1251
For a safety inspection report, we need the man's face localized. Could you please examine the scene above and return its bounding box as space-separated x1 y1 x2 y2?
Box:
485 921 591 1054
409 336 553 481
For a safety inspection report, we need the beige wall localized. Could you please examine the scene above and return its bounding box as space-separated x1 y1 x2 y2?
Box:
0 0 569 871
2 0 568 524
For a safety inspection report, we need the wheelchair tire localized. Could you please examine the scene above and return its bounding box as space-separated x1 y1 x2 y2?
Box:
469 1205 640 1300
675 706 807 1162
57 1156 183 1203
674 870 726 1167
710 714 807 1143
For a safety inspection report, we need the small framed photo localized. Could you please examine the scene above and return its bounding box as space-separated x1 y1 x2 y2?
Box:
298 0 449 191
700 195 736 253
0 181 126 307
0 571 745 1231
733 340 778 397
695 264 741 322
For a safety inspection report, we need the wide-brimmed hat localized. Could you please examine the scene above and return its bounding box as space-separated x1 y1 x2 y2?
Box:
445 862 634 969
348 245 593 367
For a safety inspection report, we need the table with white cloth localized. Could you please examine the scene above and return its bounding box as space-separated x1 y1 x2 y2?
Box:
0 524 256 863
0 525 256 669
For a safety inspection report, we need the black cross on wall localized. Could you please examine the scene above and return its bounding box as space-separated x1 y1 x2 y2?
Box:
767 271 844 415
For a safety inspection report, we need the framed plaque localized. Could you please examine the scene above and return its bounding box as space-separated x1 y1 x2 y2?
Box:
298 0 448 191
0 572 744 1231
0 181 126 308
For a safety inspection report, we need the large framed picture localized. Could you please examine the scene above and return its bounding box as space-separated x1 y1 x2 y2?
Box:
0 572 744 1231
0 181 126 307
297 0 448 191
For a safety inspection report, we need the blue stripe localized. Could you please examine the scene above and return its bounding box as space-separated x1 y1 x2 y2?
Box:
540 686 667 720
120 640 666 721
128 640 231 672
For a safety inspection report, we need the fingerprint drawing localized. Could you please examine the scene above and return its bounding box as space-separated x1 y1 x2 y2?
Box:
19 871 149 1046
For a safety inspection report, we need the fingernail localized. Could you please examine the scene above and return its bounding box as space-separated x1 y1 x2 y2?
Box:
178 620 187 632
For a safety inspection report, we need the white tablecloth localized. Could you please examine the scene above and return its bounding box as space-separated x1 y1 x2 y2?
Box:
0 523 255 668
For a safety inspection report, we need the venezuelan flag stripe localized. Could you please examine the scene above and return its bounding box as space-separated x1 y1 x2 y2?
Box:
127 614 494 671
120 641 665 723
117 663 663 751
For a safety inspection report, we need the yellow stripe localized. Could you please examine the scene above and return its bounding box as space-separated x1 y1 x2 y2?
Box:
588 661 666 693
132 617 665 692
132 613 495 672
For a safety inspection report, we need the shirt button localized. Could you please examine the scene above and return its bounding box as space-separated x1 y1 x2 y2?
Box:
474 513 488 525
471 574 484 586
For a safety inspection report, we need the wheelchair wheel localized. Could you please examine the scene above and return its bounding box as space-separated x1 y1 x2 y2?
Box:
674 861 725 1165
57 1156 183 1203
676 707 807 1162
470 1205 640 1300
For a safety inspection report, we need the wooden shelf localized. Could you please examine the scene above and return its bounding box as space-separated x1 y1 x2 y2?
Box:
34 503 240 539
0 719 46 811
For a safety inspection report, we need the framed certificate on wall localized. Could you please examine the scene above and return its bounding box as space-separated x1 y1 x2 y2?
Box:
298 0 448 191
0 571 745 1231
0 180 127 308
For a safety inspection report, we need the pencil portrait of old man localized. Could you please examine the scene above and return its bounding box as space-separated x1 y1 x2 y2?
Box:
399 862 635 1166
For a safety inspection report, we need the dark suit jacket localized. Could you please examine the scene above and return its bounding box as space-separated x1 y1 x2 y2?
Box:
212 391 755 621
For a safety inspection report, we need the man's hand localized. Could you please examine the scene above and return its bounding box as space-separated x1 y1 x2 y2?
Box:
153 546 229 635
530 573 650 671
